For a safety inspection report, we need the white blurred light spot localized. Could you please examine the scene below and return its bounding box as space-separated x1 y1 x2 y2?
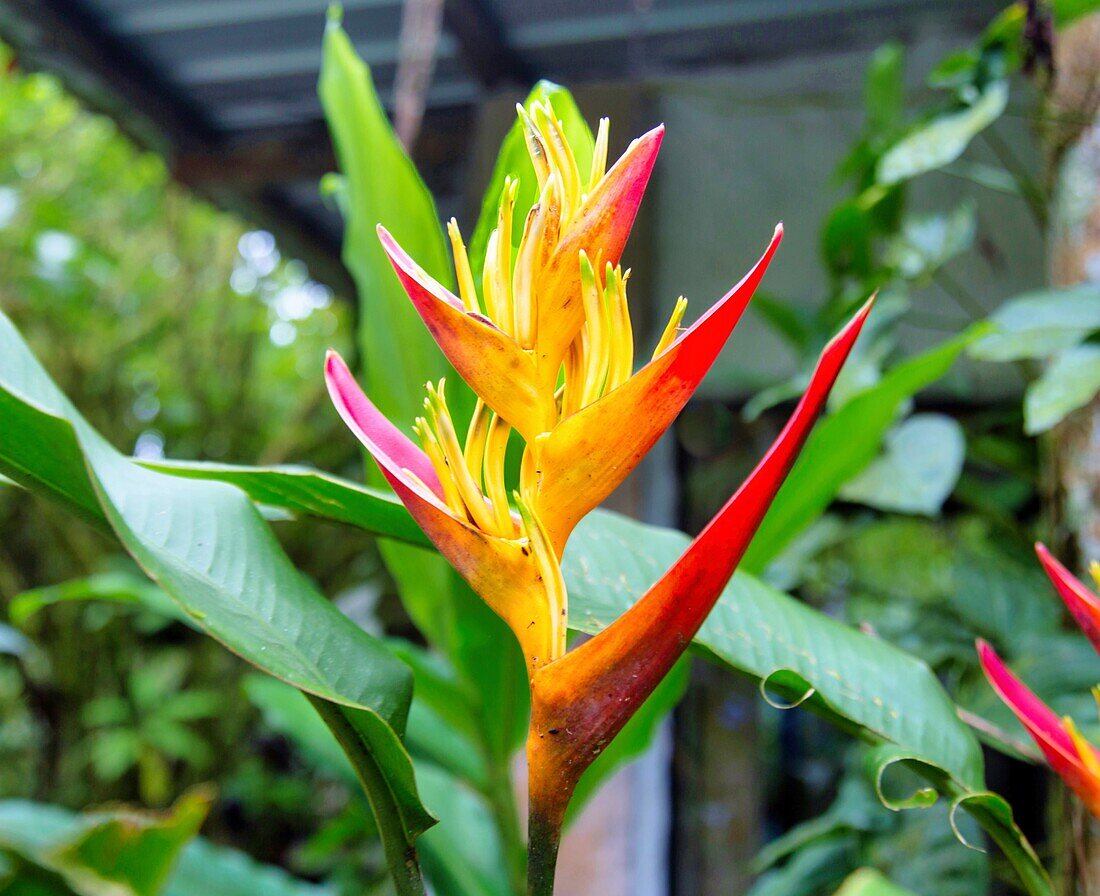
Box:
275 286 313 320
133 430 165 460
308 282 332 309
270 320 297 346
230 266 258 294
132 391 160 422
239 230 278 276
36 231 79 266
0 187 19 228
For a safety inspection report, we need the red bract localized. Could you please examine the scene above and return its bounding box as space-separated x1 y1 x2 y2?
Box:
978 639 1100 817
1036 543 1100 654
527 300 872 838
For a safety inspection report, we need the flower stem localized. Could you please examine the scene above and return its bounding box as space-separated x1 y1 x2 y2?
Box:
527 805 564 896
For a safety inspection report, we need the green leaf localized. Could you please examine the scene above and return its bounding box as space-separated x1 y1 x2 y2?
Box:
1024 343 1100 434
563 509 1051 896
1053 0 1100 26
748 837 854 896
414 764 511 896
0 801 332 896
0 623 30 657
941 160 1019 195
0 789 209 896
833 869 918 896
822 200 873 278
742 330 977 573
884 203 976 281
839 414 965 516
750 293 813 352
319 10 455 425
754 758 989 896
468 81 594 286
10 571 186 628
244 675 508 896
319 13 528 794
864 43 905 138
565 511 982 787
928 50 980 90
0 309 433 892
877 83 1008 185
970 285 1100 361
143 460 428 546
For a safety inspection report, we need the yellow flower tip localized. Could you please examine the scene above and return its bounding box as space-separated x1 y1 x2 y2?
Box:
652 296 689 360
590 117 610 190
578 249 596 282
1089 560 1100 592
1065 715 1100 777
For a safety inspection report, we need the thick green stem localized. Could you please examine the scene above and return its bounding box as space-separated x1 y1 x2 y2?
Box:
527 806 564 896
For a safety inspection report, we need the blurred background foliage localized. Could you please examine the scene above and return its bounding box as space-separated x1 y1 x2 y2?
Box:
0 44 407 888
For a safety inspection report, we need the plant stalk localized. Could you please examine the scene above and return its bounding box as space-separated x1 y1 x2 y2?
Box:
526 804 564 896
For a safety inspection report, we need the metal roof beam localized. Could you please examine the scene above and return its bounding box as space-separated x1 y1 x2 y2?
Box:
172 34 459 87
114 0 399 36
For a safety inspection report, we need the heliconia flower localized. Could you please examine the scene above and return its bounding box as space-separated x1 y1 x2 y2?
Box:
1035 543 1100 654
977 639 1100 817
380 105 782 556
328 102 873 881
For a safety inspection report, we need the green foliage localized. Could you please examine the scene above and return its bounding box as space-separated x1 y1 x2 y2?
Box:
838 414 966 515
969 285 1100 361
833 869 919 896
0 798 331 896
970 285 1100 433
0 308 433 891
750 759 988 896
0 41 368 855
0 789 210 896
0 2 1087 892
563 510 1048 892
877 83 1009 185
743 330 978 573
244 674 510 896
81 650 221 804
1023 344 1100 434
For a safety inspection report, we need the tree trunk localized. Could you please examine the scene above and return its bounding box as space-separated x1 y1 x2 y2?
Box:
1047 13 1100 895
